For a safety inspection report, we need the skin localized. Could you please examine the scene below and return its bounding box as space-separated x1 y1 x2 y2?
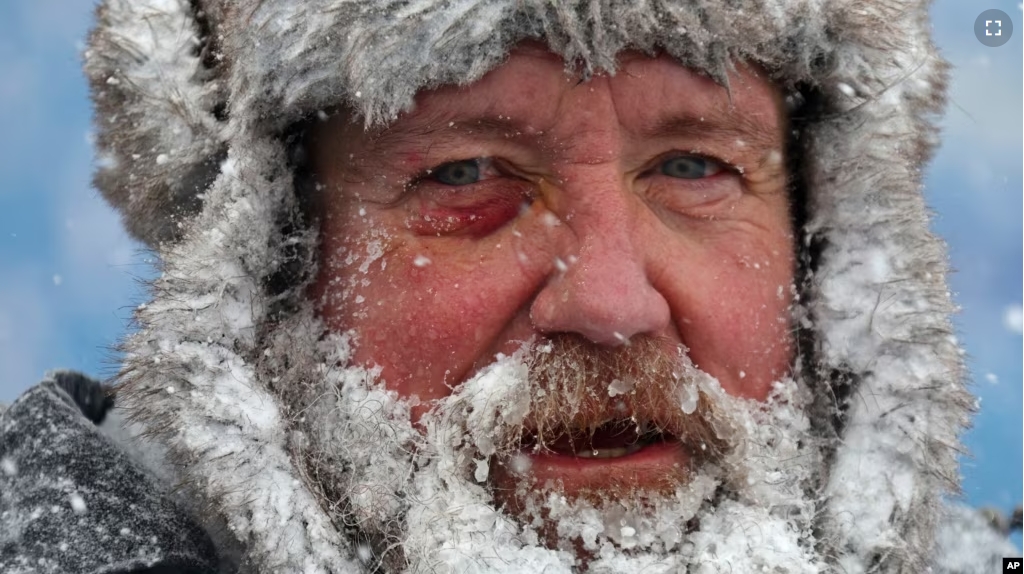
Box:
308 44 795 496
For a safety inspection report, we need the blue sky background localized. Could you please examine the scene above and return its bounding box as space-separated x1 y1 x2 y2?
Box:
0 0 1020 542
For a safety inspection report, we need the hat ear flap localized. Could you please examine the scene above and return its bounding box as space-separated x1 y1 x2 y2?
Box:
85 0 228 247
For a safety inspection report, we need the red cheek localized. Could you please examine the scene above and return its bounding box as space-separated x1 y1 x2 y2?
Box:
347 260 491 388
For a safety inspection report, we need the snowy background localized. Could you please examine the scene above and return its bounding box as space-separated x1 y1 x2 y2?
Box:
0 0 1019 546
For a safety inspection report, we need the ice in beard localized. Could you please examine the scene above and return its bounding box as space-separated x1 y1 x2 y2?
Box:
295 330 820 573
470 335 729 559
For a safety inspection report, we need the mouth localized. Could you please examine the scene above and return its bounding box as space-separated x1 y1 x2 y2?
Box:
522 420 676 460
489 418 693 501
497 415 692 487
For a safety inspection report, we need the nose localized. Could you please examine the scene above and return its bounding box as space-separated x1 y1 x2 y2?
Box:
529 196 671 346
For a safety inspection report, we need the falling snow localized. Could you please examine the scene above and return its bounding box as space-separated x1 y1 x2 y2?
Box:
69 493 87 514
1002 304 1022 334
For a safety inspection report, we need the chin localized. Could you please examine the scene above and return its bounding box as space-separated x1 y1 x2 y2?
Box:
490 468 713 569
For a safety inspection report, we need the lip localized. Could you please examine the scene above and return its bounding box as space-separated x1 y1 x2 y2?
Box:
506 440 692 494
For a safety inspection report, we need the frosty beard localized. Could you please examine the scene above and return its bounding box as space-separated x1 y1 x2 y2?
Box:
271 317 825 573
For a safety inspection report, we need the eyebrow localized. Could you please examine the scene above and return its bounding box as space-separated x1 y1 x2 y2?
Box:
365 114 533 155
363 105 782 156
642 107 782 150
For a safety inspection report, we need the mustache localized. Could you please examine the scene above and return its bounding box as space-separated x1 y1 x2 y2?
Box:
502 333 729 463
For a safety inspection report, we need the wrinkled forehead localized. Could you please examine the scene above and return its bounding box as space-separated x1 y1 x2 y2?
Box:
345 44 786 153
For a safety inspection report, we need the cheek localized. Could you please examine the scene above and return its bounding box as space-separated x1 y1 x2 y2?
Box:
313 214 555 411
703 269 793 399
662 233 795 401
318 247 483 398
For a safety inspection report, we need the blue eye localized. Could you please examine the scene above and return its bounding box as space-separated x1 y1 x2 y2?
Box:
659 156 722 179
432 159 481 186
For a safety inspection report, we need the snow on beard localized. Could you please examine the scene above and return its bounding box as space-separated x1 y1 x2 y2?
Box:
284 325 822 573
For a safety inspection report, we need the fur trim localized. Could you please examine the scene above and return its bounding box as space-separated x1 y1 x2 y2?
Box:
86 0 972 572
85 0 227 245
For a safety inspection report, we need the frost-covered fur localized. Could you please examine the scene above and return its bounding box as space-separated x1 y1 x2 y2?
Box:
84 0 972 572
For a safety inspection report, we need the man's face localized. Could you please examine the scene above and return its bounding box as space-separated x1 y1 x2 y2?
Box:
308 46 794 512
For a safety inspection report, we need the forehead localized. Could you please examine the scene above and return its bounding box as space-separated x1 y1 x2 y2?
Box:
359 45 784 152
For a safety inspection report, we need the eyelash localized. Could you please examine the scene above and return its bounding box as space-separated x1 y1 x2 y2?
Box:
402 151 739 235
422 158 497 186
644 153 733 180
415 153 734 185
